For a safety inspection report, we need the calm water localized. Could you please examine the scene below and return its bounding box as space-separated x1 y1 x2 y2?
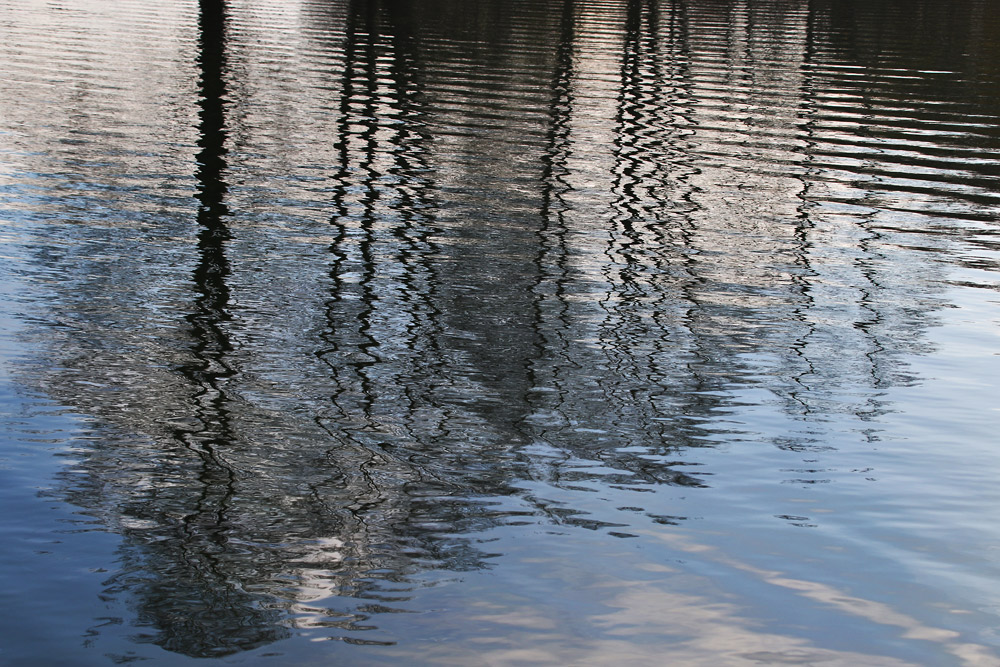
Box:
2 0 1000 664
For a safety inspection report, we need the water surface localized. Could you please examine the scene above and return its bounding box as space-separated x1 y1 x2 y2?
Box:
2 0 1000 664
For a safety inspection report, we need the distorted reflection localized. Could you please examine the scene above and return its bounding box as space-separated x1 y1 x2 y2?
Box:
3 0 998 661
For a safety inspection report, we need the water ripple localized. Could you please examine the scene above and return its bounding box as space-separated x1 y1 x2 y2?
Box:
3 0 1000 663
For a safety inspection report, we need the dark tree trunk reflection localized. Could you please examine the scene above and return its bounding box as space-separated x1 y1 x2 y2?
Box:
123 0 291 657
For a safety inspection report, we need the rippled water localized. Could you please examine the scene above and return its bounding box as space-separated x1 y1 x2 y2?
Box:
2 0 1000 664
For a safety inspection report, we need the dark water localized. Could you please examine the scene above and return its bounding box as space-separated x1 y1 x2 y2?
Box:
2 0 1000 664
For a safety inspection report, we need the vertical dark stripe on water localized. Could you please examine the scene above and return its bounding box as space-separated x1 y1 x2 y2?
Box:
528 0 575 419
187 0 235 508
135 0 286 657
325 0 386 438
320 0 394 606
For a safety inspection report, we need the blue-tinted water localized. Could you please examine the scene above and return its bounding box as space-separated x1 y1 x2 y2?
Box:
2 0 1000 664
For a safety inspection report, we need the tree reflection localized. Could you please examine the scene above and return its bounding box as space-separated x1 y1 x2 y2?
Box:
13 0 985 658
113 0 289 656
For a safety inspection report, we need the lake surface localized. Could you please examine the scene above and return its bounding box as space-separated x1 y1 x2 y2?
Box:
2 0 1000 664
